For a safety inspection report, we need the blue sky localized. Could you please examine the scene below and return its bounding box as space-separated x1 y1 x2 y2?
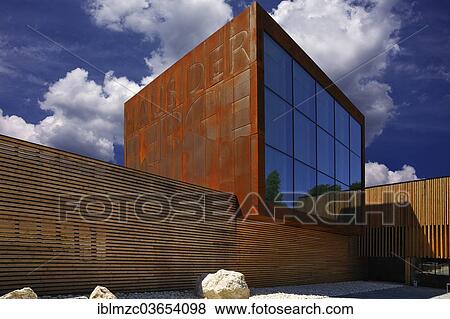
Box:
0 0 448 186
365 1 450 179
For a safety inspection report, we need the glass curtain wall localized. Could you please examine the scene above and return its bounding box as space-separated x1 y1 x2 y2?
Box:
264 33 362 207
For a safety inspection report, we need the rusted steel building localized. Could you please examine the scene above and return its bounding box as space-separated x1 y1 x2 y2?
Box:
1 3 448 296
0 3 376 296
124 3 365 217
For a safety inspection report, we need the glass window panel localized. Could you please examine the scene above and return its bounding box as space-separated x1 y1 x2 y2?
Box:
336 141 350 185
421 262 436 275
334 182 356 224
264 33 292 103
315 172 335 196
335 103 349 146
293 62 315 120
350 117 361 156
294 110 316 168
350 152 362 188
294 160 316 197
315 172 336 217
436 261 449 276
265 88 293 155
317 128 334 177
265 146 293 206
336 181 349 192
317 86 334 134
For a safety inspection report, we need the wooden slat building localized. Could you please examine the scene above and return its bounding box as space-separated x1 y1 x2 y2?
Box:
360 179 450 286
0 135 365 296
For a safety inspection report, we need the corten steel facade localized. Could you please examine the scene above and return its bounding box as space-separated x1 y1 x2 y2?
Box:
124 3 365 216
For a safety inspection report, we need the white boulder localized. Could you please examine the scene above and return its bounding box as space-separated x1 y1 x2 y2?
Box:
0 287 38 299
202 269 250 299
89 286 116 299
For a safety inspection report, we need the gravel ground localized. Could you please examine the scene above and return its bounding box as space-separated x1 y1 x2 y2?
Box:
249 281 402 299
43 281 405 299
116 281 402 299
117 290 197 299
432 292 450 299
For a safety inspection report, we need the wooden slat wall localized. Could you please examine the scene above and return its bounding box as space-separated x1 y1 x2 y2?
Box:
360 179 450 259
0 135 240 295
237 222 364 287
0 135 364 295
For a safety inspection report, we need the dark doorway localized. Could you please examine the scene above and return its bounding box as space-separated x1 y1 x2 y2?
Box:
368 257 405 283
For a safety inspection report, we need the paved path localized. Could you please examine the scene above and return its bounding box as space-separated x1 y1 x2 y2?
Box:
341 286 446 299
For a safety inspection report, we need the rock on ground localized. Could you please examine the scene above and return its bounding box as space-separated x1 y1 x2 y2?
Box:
89 286 116 299
0 287 38 299
202 269 250 299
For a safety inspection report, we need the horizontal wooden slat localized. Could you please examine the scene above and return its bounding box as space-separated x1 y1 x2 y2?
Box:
0 134 364 295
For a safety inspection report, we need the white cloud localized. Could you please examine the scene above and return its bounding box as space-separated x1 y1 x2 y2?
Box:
0 68 141 162
87 0 233 78
271 0 402 143
1 0 232 162
0 109 39 142
1 0 408 164
365 162 419 187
